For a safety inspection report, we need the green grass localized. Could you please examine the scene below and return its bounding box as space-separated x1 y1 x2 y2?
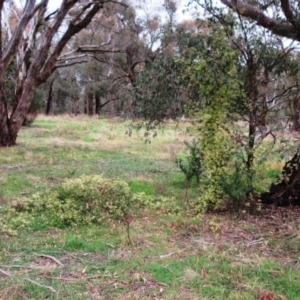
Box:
0 115 299 299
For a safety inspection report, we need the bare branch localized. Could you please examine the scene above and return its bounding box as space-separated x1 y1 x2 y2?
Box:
220 0 300 41
76 47 123 53
58 31 117 60
40 2 103 81
56 60 88 68
3 0 49 69
25 278 57 293
35 254 64 268
280 0 294 24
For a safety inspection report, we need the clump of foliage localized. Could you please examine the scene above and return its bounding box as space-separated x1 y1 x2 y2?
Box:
132 193 181 216
181 28 243 212
0 175 182 235
133 56 183 121
21 175 133 228
176 139 204 207
219 160 253 212
176 139 204 184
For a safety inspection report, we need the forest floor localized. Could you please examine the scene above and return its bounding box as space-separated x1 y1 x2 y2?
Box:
0 115 299 300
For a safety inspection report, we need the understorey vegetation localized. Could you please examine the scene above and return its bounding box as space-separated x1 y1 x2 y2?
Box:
0 116 299 299
1 0 300 298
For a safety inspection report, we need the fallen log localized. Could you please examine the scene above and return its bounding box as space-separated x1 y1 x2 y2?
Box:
261 152 300 206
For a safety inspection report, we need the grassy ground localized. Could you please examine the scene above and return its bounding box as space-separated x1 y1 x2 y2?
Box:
0 115 299 299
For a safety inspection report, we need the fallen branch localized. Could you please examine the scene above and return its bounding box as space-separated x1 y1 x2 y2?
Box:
86 274 113 280
5 164 28 170
0 268 11 277
0 264 47 270
192 239 216 245
25 278 57 293
246 238 266 247
35 254 64 268
159 252 175 259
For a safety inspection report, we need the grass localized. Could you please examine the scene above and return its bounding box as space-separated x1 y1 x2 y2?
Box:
0 115 299 299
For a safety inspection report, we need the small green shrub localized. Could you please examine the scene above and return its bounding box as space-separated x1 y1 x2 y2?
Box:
132 193 181 216
15 175 133 228
0 205 32 236
176 139 204 184
3 175 182 232
219 162 252 211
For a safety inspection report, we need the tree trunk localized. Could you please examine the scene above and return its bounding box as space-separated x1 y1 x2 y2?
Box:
0 2 13 147
0 0 103 147
108 93 115 116
9 77 38 144
292 97 300 131
246 59 257 171
84 98 87 115
0 90 13 146
46 79 54 115
87 92 94 116
72 96 80 115
257 68 268 127
95 92 101 115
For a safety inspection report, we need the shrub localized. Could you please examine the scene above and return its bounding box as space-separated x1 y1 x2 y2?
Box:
132 193 181 216
5 175 182 231
219 162 253 211
176 139 204 184
16 175 133 228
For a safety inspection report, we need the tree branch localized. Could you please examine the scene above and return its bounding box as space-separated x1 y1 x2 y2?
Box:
280 0 294 24
220 0 300 41
58 31 117 60
40 2 103 81
2 0 49 69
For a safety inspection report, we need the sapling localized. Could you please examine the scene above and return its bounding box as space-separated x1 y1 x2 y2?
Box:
176 139 204 206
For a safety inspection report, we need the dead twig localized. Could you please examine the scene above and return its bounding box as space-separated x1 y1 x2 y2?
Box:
0 264 47 270
86 274 113 280
5 164 28 170
159 252 175 259
63 250 91 263
44 276 79 282
35 253 64 268
246 238 266 247
0 268 11 277
192 239 216 245
25 278 57 293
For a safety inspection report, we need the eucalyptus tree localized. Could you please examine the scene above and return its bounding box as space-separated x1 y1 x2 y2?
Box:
131 3 202 120
55 1 154 116
0 0 128 147
195 1 299 162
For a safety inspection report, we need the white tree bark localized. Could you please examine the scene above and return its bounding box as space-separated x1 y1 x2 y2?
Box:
0 0 127 146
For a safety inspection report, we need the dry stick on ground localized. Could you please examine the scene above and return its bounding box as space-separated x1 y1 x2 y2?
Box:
86 274 113 280
44 274 113 282
34 253 64 268
0 268 11 277
25 278 57 293
159 252 175 259
62 250 94 263
0 264 50 270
